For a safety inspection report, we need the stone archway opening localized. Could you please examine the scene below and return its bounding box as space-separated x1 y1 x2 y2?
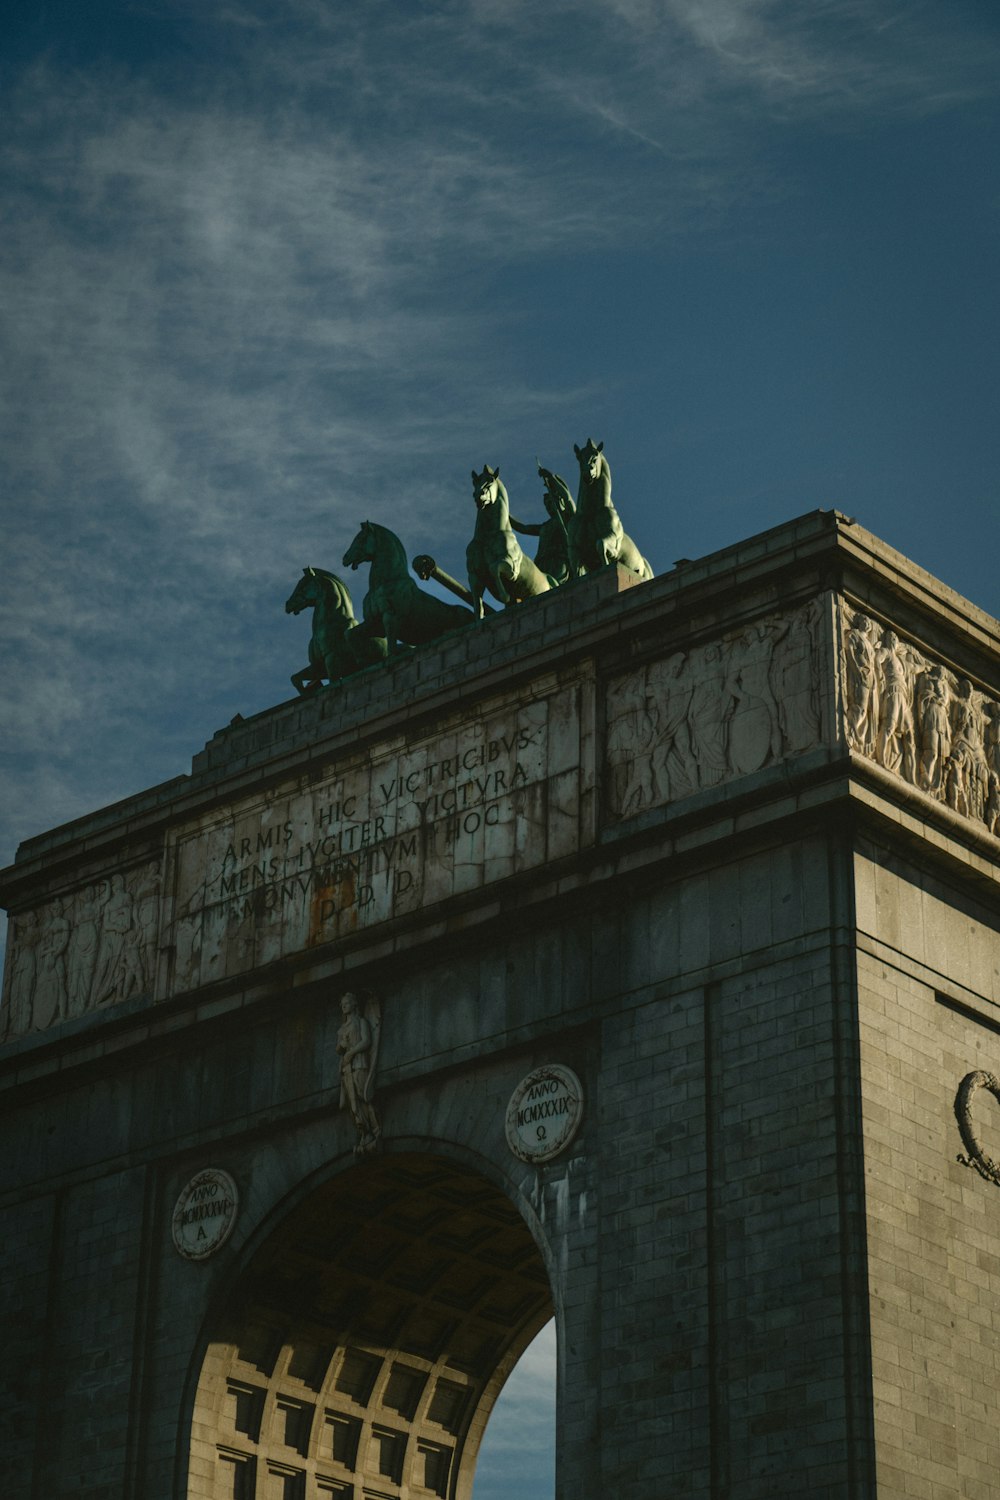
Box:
187 1154 554 1500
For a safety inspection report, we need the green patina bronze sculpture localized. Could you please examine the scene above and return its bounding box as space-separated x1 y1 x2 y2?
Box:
284 441 654 687
285 567 388 694
570 439 653 580
508 464 575 586
466 465 555 618
343 520 473 653
412 554 495 614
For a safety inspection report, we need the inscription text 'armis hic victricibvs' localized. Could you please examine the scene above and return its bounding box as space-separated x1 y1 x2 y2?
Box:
168 692 580 992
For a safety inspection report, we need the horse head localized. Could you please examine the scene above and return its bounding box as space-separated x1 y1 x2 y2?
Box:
574 439 605 483
471 465 502 512
343 522 374 571
286 567 356 620
285 567 322 614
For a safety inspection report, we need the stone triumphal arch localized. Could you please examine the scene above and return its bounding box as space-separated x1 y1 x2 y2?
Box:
6 510 1000 1497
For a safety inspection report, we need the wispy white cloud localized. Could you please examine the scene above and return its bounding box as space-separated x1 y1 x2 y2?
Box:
1 0 996 886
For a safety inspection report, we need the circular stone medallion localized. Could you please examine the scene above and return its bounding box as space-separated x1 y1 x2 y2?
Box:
505 1065 583 1164
171 1168 239 1261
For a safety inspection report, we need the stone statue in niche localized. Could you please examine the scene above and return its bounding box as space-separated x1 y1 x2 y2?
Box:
845 613 880 757
337 990 382 1155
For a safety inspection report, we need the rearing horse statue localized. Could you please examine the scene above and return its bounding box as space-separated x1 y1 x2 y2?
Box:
343 520 473 654
466 465 555 618
569 439 653 580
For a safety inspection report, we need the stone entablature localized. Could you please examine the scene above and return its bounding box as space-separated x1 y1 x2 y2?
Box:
4 510 1000 1045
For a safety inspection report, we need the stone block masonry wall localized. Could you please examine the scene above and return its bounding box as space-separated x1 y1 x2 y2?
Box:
0 1194 57 1499
29 1168 146 1500
591 829 873 1497
706 957 866 1498
856 845 1000 1500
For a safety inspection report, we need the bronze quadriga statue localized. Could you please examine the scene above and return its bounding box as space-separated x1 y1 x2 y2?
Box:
288 442 653 688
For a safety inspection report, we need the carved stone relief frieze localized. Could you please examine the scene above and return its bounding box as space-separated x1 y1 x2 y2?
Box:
841 610 1000 837
1 860 161 1042
604 600 823 821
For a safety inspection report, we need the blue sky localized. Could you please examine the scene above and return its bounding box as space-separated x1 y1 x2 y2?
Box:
2 3 998 1487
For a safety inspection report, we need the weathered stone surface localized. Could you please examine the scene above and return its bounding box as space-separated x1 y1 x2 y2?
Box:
3 511 1000 1499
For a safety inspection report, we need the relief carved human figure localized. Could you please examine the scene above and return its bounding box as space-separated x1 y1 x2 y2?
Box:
606 673 658 816
3 911 43 1038
32 900 70 1030
774 601 820 752
845 613 879 756
984 704 1000 835
91 874 134 1007
115 866 159 1001
875 630 918 782
841 606 1000 843
686 642 731 789
916 664 952 795
647 652 696 804
945 679 989 822
726 620 789 776
68 884 103 1017
338 991 382 1154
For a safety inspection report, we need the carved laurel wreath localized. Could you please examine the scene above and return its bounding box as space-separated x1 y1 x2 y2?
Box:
955 1071 1000 1185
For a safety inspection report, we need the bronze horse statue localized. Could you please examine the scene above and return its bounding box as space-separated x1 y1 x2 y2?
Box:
284 567 387 694
569 439 653 580
343 521 473 653
466 465 555 618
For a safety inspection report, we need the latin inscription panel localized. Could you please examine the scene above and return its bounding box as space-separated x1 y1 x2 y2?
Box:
167 682 582 992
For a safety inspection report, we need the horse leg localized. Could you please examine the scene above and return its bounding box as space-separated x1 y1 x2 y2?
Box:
494 564 516 607
321 649 344 686
468 570 487 620
291 667 321 695
619 535 654 580
520 559 550 598
384 610 406 653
